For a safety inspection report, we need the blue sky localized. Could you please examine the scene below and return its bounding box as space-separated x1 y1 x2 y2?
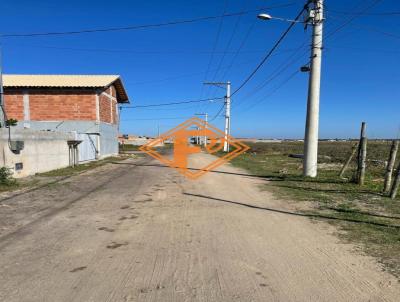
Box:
0 0 399 138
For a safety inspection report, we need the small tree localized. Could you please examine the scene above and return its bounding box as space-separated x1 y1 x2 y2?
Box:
0 167 15 186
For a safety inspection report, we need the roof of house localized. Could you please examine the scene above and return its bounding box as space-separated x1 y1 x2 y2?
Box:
2 74 129 103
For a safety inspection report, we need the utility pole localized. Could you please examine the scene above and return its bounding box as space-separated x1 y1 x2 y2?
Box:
303 0 324 177
195 113 208 146
203 81 231 152
224 81 231 152
204 112 208 146
0 48 5 128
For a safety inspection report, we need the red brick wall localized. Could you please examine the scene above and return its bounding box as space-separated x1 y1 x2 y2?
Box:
4 87 119 124
99 85 118 124
29 90 96 121
99 93 112 123
3 93 24 120
4 89 97 121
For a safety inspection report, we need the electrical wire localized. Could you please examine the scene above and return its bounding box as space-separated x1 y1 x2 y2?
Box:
234 0 386 115
327 9 400 16
326 14 400 40
4 44 273 55
128 104 202 111
239 69 300 114
230 3 310 97
217 1 318 86
122 97 224 109
121 116 193 121
208 102 226 122
323 0 385 40
206 3 243 98
0 46 13 151
200 0 229 101
0 3 297 38
233 42 308 108
328 46 400 54
126 59 259 86
201 1 244 114
236 0 382 110
218 18 257 82
0 104 13 151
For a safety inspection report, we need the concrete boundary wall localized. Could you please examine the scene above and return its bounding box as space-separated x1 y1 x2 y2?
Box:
0 129 75 178
14 120 119 159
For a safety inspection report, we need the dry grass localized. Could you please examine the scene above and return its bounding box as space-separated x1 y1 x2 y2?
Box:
38 156 127 177
228 141 400 279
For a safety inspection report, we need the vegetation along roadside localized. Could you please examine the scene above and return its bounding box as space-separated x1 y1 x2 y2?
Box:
227 141 400 279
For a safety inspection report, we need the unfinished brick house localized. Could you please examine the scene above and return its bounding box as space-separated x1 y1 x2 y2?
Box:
2 74 129 161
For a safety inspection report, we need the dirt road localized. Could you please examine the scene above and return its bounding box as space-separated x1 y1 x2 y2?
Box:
0 153 399 301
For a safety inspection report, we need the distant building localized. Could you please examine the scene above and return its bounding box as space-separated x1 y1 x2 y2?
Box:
119 134 161 146
3 74 129 161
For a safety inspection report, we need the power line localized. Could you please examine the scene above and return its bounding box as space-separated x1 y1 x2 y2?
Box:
4 44 275 55
122 97 224 109
232 8 352 108
206 2 243 92
0 3 296 38
235 0 386 114
126 58 260 86
127 104 202 111
2 44 303 87
323 0 385 40
222 3 341 113
241 0 387 107
328 46 400 54
121 116 192 121
202 1 243 114
200 0 229 100
209 103 226 122
326 14 400 40
218 18 257 81
327 9 400 16
233 42 308 108
239 69 300 114
230 3 309 97
119 49 302 86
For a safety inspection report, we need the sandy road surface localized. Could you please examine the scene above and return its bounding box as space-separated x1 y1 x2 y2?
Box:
0 153 399 302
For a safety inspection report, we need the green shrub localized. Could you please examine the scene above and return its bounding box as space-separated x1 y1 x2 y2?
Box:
0 167 15 186
6 118 18 127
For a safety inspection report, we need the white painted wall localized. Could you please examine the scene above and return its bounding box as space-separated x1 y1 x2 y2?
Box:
15 120 118 159
0 129 75 178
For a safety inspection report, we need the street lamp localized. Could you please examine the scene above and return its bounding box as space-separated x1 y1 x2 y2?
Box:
257 13 272 21
257 13 304 24
259 1 325 178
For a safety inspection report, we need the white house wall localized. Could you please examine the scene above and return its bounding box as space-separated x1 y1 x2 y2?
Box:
0 129 75 178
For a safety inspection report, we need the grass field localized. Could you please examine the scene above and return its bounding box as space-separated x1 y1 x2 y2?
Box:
228 141 400 279
119 144 142 152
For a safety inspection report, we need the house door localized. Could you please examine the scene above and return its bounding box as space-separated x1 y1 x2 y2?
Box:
77 133 98 162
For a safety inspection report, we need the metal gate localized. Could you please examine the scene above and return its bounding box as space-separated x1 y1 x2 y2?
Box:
77 133 98 162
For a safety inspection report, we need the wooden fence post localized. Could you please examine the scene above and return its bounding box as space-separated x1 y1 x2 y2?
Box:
339 143 358 178
357 122 367 185
384 140 399 194
390 161 400 199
